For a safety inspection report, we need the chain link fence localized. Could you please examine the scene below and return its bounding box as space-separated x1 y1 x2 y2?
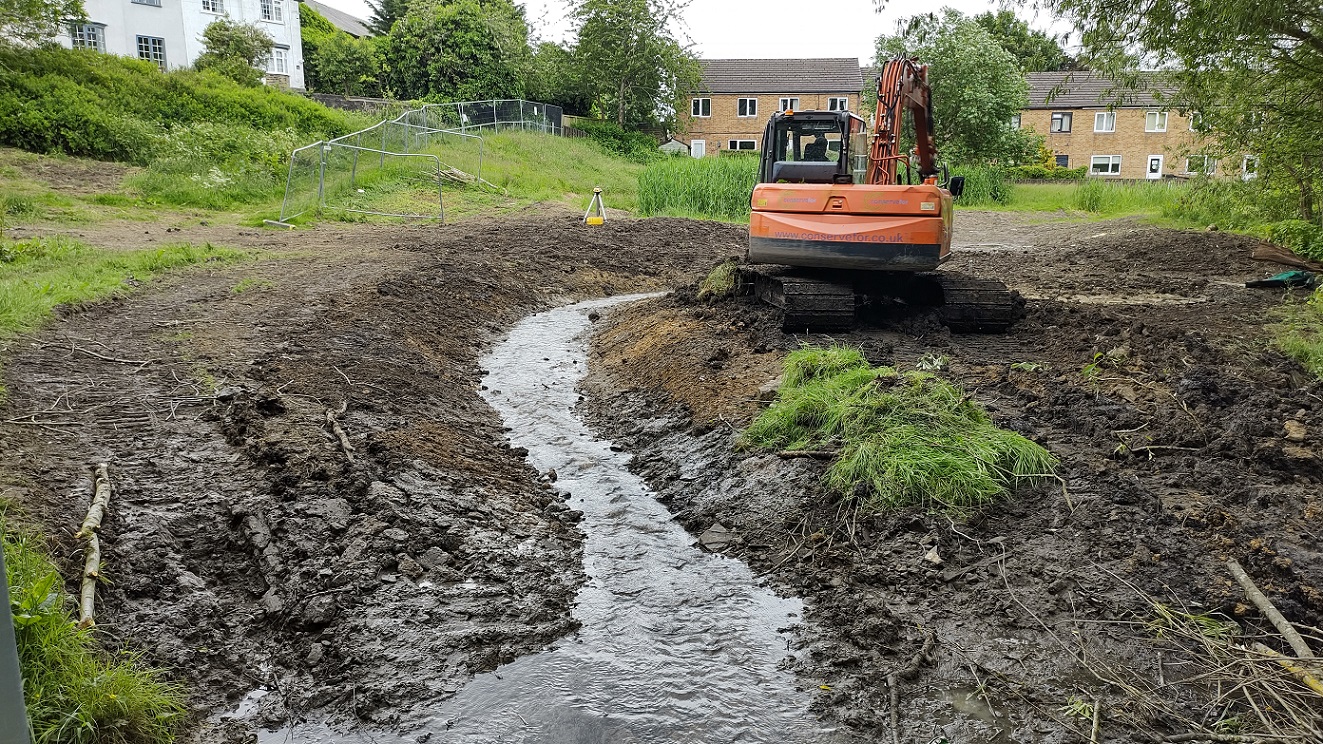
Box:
276 99 564 224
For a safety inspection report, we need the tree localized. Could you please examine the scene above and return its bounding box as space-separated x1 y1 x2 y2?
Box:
316 34 380 96
382 0 529 101
0 0 84 45
972 10 1071 72
525 41 593 115
194 18 274 86
367 0 410 36
1035 0 1323 221
876 9 1039 164
570 0 700 129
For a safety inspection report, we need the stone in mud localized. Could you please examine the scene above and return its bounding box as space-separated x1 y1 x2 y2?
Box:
699 522 733 551
398 554 425 579
381 527 410 543
756 377 783 403
300 594 339 627
1284 420 1307 442
419 546 453 570
306 498 353 530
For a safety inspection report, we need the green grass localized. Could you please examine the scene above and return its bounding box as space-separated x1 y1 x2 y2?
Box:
958 180 1189 217
3 508 186 744
697 259 738 299
230 277 274 294
1275 287 1323 378
742 345 1057 514
637 155 758 221
0 237 247 339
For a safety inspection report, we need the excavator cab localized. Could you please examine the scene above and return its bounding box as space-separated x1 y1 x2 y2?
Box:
757 111 869 185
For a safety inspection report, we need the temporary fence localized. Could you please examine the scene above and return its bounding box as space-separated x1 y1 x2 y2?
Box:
276 99 564 224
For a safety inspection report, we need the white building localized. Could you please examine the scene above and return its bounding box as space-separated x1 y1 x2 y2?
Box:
57 0 306 89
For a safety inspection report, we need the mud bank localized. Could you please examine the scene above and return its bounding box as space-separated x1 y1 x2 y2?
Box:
582 222 1323 741
0 210 744 737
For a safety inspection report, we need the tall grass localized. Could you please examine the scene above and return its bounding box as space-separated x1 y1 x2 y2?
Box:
952 165 1014 206
637 155 758 221
0 237 246 338
4 512 186 743
742 345 1056 514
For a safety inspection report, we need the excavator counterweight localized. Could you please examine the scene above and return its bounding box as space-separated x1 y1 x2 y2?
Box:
744 59 1022 332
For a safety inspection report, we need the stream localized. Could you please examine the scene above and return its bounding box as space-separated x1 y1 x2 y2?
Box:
260 295 838 743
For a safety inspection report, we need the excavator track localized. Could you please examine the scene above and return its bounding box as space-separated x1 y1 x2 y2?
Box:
929 272 1025 333
742 266 1023 333
747 267 856 331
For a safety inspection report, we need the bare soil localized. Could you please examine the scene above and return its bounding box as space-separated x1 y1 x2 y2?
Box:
3 206 1319 742
581 218 1323 741
0 206 740 739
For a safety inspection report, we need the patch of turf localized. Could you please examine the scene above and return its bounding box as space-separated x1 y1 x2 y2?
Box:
697 259 738 300
742 345 1057 514
1275 287 1323 378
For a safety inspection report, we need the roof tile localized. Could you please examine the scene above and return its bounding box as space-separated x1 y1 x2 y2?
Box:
699 59 864 94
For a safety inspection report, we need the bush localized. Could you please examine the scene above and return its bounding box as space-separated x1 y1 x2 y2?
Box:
952 165 1014 206
1263 220 1323 261
741 345 1057 514
573 120 662 163
1008 164 1087 181
637 155 757 220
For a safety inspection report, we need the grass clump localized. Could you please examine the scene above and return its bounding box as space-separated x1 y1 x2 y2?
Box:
697 259 738 300
4 513 186 743
637 155 757 221
1275 287 1323 378
0 237 246 338
742 345 1057 514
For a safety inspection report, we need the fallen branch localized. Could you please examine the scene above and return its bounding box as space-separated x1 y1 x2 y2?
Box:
888 628 937 744
777 450 837 460
326 402 355 463
1227 559 1315 661
77 463 112 628
43 341 150 367
1247 642 1323 696
1090 697 1102 744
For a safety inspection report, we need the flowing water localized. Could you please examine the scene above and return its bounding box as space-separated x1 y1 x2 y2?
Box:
260 295 838 743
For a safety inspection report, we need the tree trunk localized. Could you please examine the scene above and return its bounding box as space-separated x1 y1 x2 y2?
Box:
617 77 628 128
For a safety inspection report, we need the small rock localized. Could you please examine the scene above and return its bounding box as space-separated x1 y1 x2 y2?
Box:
301 595 338 627
305 644 325 665
923 547 943 566
757 377 783 402
1105 344 1130 362
1284 420 1307 442
588 311 601 322
699 523 733 551
545 468 558 483
381 527 409 542
419 546 453 570
398 555 425 580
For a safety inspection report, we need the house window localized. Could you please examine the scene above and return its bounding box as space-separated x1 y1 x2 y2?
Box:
1050 112 1072 133
261 0 283 22
131 0 161 6
1185 156 1218 175
69 23 105 52
1010 113 1021 129
1242 156 1258 181
1188 112 1206 132
136 35 166 70
268 47 288 75
691 98 711 118
1090 155 1122 175
202 0 225 12
727 140 756 151
737 98 757 118
1094 111 1116 132
779 97 800 112
1145 111 1168 132
828 97 849 111
1054 155 1069 168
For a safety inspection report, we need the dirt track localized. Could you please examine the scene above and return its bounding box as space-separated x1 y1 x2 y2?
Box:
2 208 1320 741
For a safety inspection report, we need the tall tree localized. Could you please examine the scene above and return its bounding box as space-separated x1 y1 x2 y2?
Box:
367 0 411 36
194 18 275 86
570 0 700 129
1033 0 1323 221
877 9 1039 164
1 0 84 45
972 10 1071 72
525 41 593 114
382 0 529 101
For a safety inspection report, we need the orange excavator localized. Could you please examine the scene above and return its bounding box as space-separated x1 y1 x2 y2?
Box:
744 58 1020 331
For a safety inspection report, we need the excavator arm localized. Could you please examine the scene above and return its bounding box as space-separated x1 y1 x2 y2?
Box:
866 58 940 186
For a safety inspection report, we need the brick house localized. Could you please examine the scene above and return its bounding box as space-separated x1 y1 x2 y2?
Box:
1018 71 1249 180
679 58 865 158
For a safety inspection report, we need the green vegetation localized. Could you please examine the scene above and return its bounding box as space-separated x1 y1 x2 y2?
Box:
0 43 366 210
193 18 275 87
382 0 529 102
1276 288 1323 379
637 156 756 221
4 509 186 744
1163 180 1323 260
742 346 1057 514
952 165 1015 206
231 277 275 294
0 237 246 338
697 259 738 300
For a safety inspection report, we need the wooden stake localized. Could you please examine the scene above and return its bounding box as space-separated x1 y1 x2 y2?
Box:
326 402 355 463
77 463 112 629
1227 559 1315 661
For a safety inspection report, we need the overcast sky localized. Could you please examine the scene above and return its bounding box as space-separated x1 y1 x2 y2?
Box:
314 0 1068 65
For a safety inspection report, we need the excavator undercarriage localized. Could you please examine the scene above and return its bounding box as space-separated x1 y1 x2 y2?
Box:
741 265 1024 333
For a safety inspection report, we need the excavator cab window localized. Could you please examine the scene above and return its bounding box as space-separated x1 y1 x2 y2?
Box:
761 114 851 184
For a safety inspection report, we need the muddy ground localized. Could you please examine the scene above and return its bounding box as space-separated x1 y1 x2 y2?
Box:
582 220 1323 742
2 201 1320 742
0 207 740 738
